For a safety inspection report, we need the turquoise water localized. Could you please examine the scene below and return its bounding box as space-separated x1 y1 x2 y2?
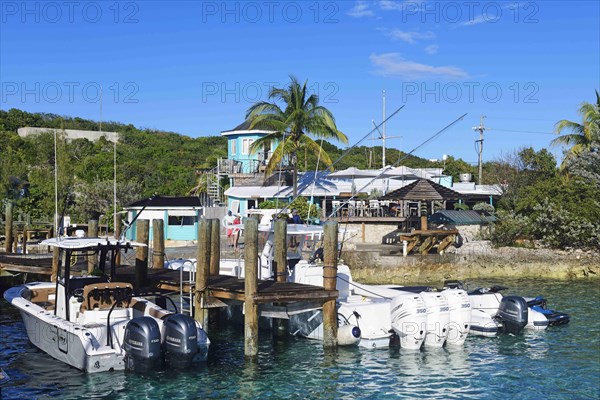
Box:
1 279 599 399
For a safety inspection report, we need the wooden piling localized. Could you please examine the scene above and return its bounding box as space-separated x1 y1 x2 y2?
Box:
152 219 165 269
273 219 288 337
51 247 59 282
322 222 338 349
194 219 211 329
5 202 13 253
209 218 220 276
135 220 149 291
87 219 99 273
244 218 259 358
22 227 28 254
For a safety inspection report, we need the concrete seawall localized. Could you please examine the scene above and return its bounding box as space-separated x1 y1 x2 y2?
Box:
341 243 600 285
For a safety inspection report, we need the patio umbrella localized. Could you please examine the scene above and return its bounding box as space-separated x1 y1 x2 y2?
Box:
328 167 379 194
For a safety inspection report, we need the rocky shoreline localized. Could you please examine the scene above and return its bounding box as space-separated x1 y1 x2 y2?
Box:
342 241 600 285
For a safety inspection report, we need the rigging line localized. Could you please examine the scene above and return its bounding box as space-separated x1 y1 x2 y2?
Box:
335 274 393 300
280 105 407 215
491 128 556 135
307 136 325 222
328 113 468 218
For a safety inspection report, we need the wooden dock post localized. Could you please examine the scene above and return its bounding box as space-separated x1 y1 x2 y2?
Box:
135 220 149 290
322 222 338 349
152 219 165 269
5 202 13 253
22 226 28 254
273 219 288 337
87 219 99 273
194 219 211 329
51 247 59 282
209 218 220 276
244 218 259 358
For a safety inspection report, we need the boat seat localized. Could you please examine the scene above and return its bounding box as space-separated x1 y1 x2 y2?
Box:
80 282 134 311
130 298 171 320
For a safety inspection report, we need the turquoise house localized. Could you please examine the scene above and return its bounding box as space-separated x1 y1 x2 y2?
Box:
221 121 278 174
124 196 204 242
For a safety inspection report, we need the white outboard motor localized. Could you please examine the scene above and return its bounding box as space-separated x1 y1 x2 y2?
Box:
442 288 471 346
123 317 162 373
164 314 199 368
338 324 361 346
420 292 450 348
390 293 427 350
497 296 528 334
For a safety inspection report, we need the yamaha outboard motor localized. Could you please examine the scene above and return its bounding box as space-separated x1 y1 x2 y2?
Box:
497 296 528 334
164 314 199 368
123 317 162 373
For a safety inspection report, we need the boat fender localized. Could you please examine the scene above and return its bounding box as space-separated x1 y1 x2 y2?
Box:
338 325 361 346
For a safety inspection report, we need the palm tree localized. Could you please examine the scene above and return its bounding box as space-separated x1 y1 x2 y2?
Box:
246 76 348 196
552 91 600 167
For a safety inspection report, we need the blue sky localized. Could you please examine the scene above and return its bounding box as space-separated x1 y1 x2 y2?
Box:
1 0 599 166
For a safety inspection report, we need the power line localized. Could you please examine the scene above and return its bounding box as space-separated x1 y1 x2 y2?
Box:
491 128 555 135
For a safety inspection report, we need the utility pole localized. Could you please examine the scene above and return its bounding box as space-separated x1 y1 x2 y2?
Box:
473 115 486 185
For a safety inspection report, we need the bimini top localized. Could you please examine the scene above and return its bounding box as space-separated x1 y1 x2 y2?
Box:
41 237 146 249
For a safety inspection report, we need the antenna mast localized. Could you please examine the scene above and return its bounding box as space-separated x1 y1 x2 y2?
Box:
382 90 386 167
473 115 486 185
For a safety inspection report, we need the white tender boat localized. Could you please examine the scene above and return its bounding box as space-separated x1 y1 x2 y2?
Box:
4 237 210 373
444 282 551 336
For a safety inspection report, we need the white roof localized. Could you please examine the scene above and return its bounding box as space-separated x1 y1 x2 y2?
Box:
41 237 146 249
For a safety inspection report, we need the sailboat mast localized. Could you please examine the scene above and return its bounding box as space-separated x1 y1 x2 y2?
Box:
382 90 386 168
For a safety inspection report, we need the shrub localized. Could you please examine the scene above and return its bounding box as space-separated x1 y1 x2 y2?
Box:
489 210 530 247
473 202 495 212
453 203 469 211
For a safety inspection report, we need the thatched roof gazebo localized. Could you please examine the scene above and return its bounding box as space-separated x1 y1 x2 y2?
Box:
380 179 461 202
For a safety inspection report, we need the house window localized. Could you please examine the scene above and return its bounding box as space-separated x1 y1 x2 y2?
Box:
242 138 254 155
231 139 237 155
168 216 196 226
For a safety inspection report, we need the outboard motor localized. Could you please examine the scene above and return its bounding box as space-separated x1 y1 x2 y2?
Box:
420 292 450 348
123 317 162 373
164 314 199 368
390 293 427 350
338 324 361 346
497 296 528 334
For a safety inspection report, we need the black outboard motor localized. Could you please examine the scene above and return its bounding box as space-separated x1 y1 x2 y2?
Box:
497 296 528 334
123 317 162 373
164 314 199 368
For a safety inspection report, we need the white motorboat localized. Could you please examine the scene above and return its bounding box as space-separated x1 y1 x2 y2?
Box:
166 221 469 350
4 237 210 373
444 282 554 336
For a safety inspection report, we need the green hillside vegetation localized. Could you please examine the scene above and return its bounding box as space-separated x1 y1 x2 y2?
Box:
1 108 473 227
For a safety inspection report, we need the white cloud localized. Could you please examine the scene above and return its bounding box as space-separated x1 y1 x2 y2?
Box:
370 52 468 79
385 29 435 44
425 44 439 54
378 0 405 11
348 1 375 18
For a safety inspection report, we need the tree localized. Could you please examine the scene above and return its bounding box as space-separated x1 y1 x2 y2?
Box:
246 76 348 196
552 91 600 168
